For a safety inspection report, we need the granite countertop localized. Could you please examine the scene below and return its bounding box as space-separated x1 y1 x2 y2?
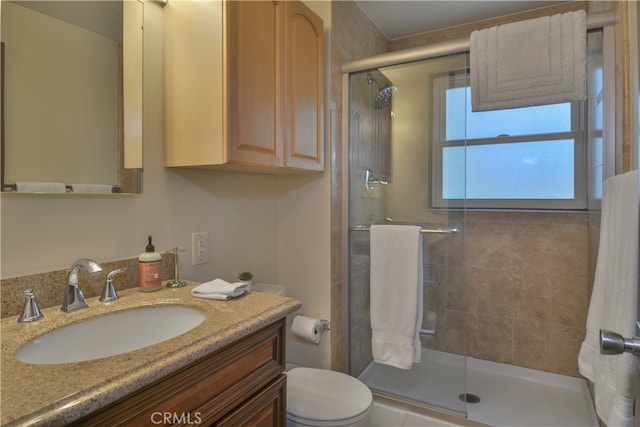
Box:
0 282 301 426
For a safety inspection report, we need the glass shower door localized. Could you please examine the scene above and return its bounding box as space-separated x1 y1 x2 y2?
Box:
347 52 469 415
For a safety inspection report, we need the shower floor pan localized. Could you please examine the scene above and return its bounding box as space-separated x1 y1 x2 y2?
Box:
359 349 598 427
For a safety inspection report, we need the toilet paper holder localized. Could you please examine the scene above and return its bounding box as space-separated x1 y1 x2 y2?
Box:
298 314 331 334
315 319 331 334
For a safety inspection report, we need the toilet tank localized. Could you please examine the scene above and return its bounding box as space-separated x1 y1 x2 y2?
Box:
252 283 287 296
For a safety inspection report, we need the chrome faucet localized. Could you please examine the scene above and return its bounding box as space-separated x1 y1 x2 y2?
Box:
100 268 126 303
62 258 102 312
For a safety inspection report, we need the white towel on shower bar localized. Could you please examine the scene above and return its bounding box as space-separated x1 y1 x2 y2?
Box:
578 170 639 427
370 225 423 370
470 10 586 111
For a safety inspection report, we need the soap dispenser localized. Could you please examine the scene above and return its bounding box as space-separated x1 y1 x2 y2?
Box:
138 236 162 292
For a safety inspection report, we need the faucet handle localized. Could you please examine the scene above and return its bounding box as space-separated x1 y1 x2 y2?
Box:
100 268 126 303
18 288 44 323
62 258 101 312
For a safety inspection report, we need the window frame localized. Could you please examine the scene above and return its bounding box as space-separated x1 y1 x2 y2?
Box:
430 71 587 210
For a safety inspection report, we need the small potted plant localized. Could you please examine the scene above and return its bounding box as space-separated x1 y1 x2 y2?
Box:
237 271 254 289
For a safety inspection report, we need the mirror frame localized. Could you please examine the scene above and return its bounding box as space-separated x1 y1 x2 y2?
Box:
0 0 143 195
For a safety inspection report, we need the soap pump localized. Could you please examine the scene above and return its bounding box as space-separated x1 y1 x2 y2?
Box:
138 235 162 292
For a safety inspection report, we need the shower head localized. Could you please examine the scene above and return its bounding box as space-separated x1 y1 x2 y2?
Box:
367 73 396 109
373 85 396 109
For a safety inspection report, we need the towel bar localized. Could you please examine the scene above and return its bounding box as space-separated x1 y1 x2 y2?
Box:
351 225 459 234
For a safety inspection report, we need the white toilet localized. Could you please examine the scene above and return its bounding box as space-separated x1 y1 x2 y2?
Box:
251 283 373 427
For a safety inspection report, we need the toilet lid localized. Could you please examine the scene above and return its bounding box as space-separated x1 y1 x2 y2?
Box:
287 368 372 424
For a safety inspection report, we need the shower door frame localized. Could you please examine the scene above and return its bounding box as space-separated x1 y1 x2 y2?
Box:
342 55 470 416
340 9 615 415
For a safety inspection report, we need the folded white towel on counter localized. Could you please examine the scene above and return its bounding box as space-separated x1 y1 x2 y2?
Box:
191 279 249 300
70 184 114 194
15 182 67 193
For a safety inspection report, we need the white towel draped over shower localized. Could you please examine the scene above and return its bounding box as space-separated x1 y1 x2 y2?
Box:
370 225 423 370
578 170 639 427
470 10 586 111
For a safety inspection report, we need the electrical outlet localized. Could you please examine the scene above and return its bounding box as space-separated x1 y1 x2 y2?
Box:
192 232 209 265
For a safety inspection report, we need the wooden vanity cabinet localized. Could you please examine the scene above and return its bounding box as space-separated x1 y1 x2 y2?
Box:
163 0 324 173
72 319 286 426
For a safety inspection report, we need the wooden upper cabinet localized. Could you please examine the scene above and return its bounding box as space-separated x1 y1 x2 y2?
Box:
227 1 282 168
163 0 226 167
283 1 324 171
163 0 324 173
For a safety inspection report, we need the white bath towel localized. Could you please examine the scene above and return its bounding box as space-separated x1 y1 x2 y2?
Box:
370 225 423 370
70 184 114 194
578 170 639 427
191 279 248 300
470 10 586 111
15 182 67 193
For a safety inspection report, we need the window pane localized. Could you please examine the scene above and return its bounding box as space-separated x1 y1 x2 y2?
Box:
443 140 575 200
442 146 466 199
445 87 572 140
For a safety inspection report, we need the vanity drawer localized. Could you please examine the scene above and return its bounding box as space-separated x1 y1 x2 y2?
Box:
72 319 285 426
215 374 286 427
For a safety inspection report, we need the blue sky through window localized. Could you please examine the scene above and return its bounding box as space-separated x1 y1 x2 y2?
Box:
443 141 575 200
446 87 572 140
442 86 575 201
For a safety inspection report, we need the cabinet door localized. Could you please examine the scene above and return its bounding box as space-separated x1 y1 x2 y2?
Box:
216 375 286 427
163 0 225 167
227 1 284 168
283 1 324 171
71 320 286 426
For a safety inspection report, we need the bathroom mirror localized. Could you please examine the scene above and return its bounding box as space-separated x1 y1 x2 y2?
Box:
0 0 143 194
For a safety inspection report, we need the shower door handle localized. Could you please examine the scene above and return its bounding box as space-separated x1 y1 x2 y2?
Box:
599 326 640 356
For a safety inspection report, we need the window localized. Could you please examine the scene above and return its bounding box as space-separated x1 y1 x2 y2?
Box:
431 72 587 210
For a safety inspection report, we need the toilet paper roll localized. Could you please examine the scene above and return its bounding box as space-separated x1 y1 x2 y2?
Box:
291 315 322 344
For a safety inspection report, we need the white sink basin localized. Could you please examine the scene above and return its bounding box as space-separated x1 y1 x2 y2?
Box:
16 305 206 365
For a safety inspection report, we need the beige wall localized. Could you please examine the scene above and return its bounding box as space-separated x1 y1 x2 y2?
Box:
2 2 275 281
1 1 334 368
278 0 333 369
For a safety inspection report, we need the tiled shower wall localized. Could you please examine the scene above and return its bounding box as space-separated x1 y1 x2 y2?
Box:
338 1 613 379
330 1 390 372
349 211 590 378
463 212 589 376
330 0 628 378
